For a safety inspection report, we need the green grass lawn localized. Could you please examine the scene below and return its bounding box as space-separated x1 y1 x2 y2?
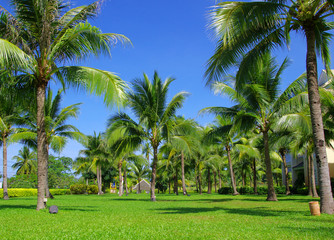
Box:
0 193 333 239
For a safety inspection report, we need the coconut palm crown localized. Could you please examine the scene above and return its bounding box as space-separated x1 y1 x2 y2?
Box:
206 0 334 214
107 72 189 201
0 0 129 210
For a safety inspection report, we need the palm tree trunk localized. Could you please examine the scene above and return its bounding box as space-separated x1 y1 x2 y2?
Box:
45 145 53 199
253 158 257 194
308 155 313 196
198 164 202 194
262 130 277 201
174 164 179 195
118 161 123 196
181 151 187 195
207 168 212 194
218 169 222 189
2 135 9 200
150 146 157 201
310 155 319 198
124 167 128 196
305 26 333 214
226 146 239 195
280 149 290 195
168 177 171 194
36 83 48 210
214 170 217 193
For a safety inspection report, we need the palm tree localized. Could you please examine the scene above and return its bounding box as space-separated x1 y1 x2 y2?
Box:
107 72 188 201
202 115 240 195
207 0 334 213
13 88 86 197
12 146 37 175
0 72 24 200
203 53 304 201
0 0 129 210
76 132 105 195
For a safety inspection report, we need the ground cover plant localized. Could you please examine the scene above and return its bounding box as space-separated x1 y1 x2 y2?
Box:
0 193 333 239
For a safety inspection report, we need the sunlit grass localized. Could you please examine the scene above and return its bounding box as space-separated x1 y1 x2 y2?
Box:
0 193 333 239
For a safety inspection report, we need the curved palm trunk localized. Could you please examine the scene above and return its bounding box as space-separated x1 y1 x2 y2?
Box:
226 146 239 195
118 161 123 196
181 151 187 195
36 84 48 210
280 149 290 195
150 146 157 201
305 27 333 214
262 130 277 201
2 135 9 200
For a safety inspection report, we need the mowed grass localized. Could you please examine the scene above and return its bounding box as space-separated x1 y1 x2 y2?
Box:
0 193 333 240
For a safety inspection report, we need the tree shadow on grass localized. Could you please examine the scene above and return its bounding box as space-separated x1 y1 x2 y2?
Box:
59 206 98 212
157 206 306 216
0 204 36 210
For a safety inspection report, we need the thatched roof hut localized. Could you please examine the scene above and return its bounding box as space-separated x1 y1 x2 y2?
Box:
133 179 151 193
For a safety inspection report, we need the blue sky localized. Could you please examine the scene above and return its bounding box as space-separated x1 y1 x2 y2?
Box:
2 0 333 178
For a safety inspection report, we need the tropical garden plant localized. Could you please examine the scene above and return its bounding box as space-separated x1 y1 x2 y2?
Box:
206 0 334 213
0 0 129 210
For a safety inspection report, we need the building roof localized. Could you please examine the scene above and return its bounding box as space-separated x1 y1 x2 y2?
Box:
133 179 151 191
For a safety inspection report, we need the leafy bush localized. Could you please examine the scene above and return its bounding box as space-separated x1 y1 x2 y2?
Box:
238 187 254 194
87 185 98 194
8 174 38 188
0 188 70 198
50 189 70 195
218 186 288 195
70 184 87 194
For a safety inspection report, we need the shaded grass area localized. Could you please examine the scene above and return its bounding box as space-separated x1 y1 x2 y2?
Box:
0 193 333 239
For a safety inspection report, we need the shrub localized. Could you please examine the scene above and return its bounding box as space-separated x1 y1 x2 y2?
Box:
238 187 254 194
0 188 70 198
87 185 98 194
218 187 232 194
70 184 87 194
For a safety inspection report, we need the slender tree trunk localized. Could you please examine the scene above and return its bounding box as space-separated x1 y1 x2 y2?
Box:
150 146 157 201
118 161 123 196
174 164 179 195
124 167 128 196
168 177 171 194
305 25 333 214
262 130 277 201
36 83 48 210
181 151 187 195
308 155 313 196
45 145 53 199
2 135 9 200
214 170 217 193
207 168 212 194
195 174 199 192
218 169 222 189
198 164 202 194
242 172 245 187
280 149 290 195
310 155 319 198
96 166 102 195
86 179 88 185
253 158 257 194
226 146 239 195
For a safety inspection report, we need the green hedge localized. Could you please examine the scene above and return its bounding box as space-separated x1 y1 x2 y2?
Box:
70 184 99 194
218 186 287 195
0 188 70 198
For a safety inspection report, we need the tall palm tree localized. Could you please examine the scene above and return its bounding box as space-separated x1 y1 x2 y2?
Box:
0 72 24 200
202 115 240 195
0 0 129 210
12 146 37 175
107 72 188 201
203 53 304 201
13 88 86 197
206 0 334 213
